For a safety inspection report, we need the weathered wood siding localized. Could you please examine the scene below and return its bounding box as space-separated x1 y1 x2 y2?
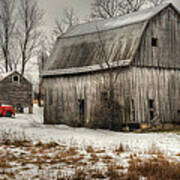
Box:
43 67 180 126
0 72 32 108
133 6 180 69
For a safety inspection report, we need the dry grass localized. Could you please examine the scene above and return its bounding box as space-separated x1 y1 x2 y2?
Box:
114 143 129 155
72 168 87 180
106 164 121 179
95 149 106 153
89 153 99 163
0 144 179 180
0 159 12 169
126 156 180 180
115 143 125 154
0 130 179 180
147 143 163 156
90 169 106 179
34 141 59 149
86 146 106 154
86 145 95 153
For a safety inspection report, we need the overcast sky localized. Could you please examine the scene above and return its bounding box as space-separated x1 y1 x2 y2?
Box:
38 0 93 34
38 0 180 35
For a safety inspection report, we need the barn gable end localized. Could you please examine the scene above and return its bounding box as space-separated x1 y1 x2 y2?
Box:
133 4 180 69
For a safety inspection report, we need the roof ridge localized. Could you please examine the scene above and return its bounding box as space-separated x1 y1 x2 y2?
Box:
61 2 172 38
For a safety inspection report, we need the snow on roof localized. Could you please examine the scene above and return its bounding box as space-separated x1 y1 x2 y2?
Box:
62 3 174 38
0 71 33 84
0 71 15 81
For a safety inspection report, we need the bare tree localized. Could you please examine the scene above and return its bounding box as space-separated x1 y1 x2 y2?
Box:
147 0 166 7
0 0 16 72
45 7 79 55
16 0 43 75
91 0 146 19
91 26 128 129
53 8 79 38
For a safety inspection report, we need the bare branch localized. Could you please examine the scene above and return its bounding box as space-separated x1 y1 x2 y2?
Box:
147 0 166 7
53 8 79 38
118 0 145 15
91 0 120 19
50 7 79 55
91 0 146 19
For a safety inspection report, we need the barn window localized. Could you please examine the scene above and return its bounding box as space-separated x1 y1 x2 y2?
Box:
152 38 158 47
177 110 180 116
12 75 19 83
101 91 108 102
149 99 154 109
149 99 155 120
78 99 85 121
132 99 135 122
48 89 53 105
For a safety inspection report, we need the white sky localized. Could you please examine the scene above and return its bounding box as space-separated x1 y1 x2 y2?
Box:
38 0 180 35
38 0 92 34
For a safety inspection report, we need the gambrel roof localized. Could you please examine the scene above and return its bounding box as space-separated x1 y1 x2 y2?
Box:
42 3 179 77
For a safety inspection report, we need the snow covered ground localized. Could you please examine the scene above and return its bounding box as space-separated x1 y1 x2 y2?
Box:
0 107 180 154
0 105 179 179
0 105 179 154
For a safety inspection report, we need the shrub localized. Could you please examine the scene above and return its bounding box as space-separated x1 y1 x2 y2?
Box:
91 97 123 130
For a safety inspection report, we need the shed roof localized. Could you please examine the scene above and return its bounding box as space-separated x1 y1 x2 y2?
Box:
43 3 178 77
0 71 32 84
0 72 15 82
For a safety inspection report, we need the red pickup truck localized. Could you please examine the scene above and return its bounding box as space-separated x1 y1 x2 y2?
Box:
0 103 15 117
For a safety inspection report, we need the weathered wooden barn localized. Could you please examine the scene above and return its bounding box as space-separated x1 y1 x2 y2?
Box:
0 71 33 113
42 3 180 129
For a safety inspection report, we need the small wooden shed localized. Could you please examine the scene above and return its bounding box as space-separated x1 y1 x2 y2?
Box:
42 3 180 130
0 71 33 113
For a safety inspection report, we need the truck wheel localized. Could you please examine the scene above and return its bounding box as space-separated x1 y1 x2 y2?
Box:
6 111 12 117
0 113 2 117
